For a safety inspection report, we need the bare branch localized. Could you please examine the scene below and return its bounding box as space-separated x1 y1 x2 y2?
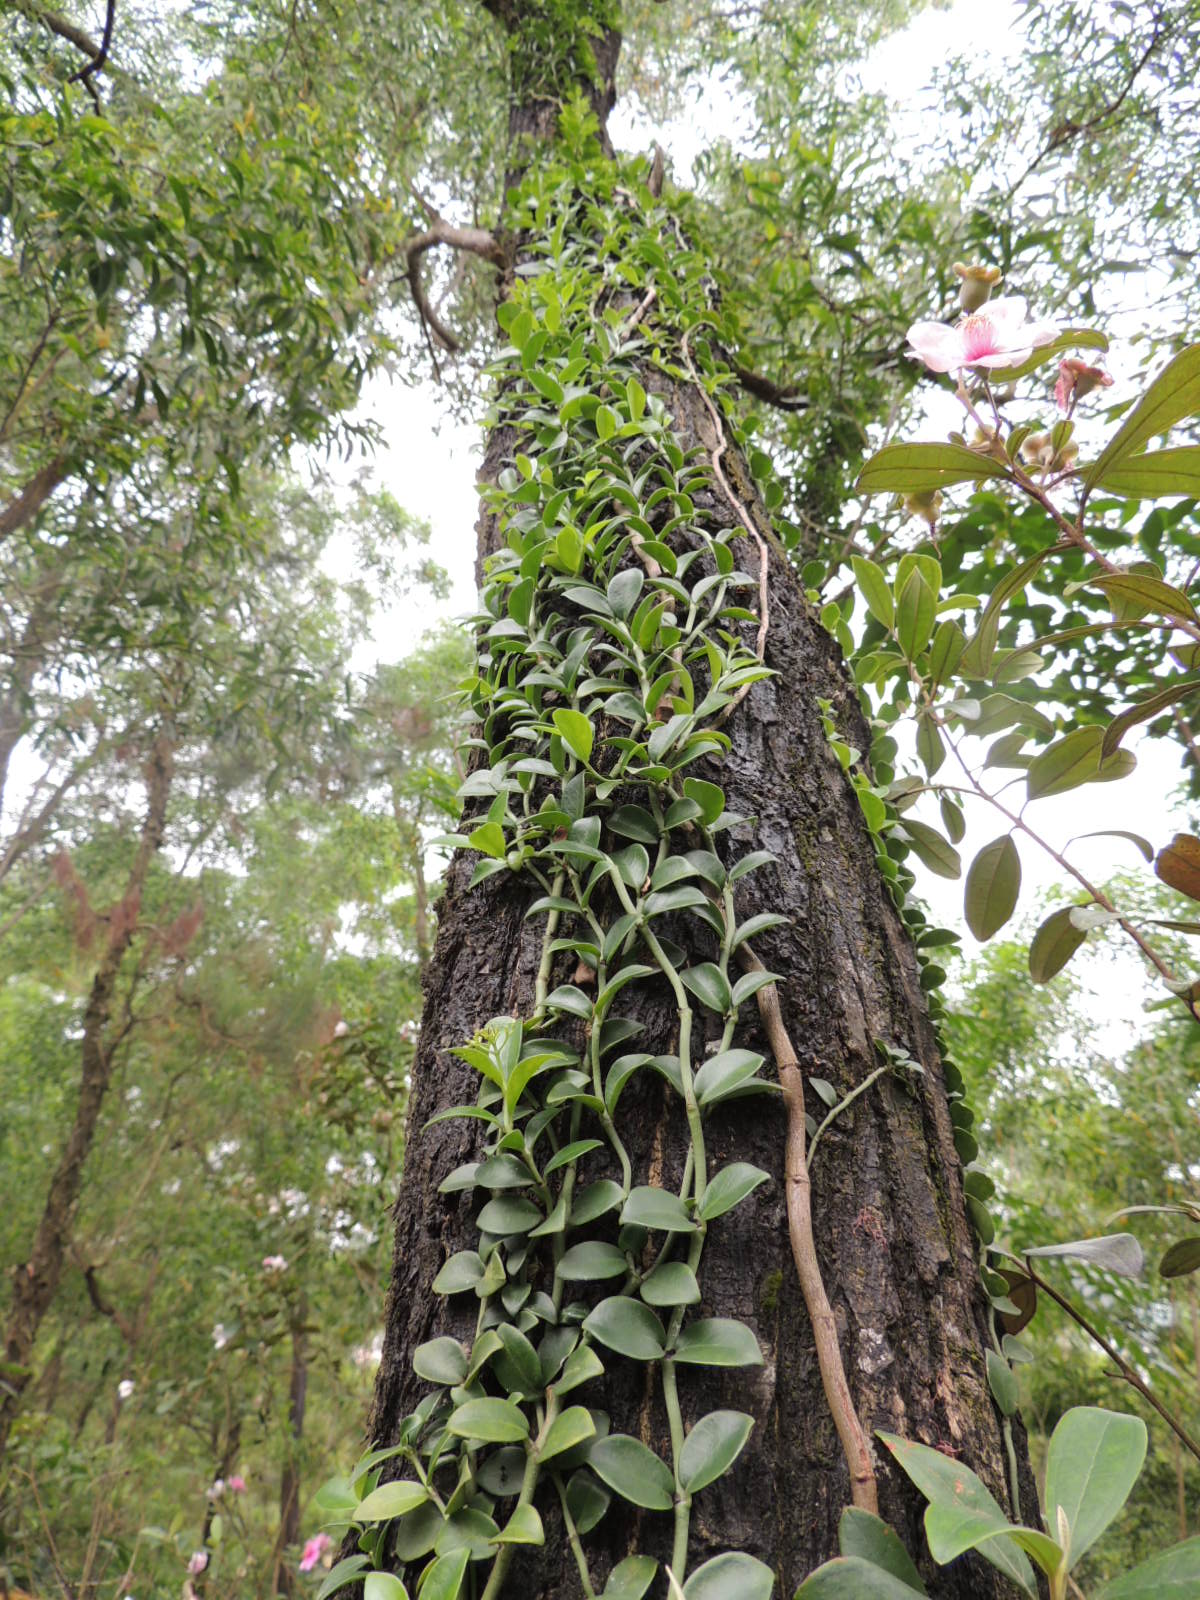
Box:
405 222 505 356
733 363 809 413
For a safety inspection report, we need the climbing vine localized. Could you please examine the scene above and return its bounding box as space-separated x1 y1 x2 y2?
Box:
307 109 938 1600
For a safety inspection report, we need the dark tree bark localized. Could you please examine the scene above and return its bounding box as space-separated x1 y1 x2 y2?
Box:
366 4 1036 1595
274 1299 310 1597
0 732 174 1456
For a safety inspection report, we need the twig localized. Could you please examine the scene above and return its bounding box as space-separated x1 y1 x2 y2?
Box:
1022 1259 1200 1464
733 363 809 412
679 328 771 721
740 945 879 1512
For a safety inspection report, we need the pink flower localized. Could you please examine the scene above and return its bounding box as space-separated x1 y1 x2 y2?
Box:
299 1534 332 1573
262 1254 288 1273
907 296 1058 374
228 1475 246 1493
187 1551 208 1576
1055 357 1114 413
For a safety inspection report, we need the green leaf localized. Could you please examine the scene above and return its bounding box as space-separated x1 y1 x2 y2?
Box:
699 1163 771 1220
553 708 595 764
1087 571 1198 625
477 1196 543 1235
494 1503 544 1545
412 1338 468 1386
418 1548 470 1600
852 556 894 629
1029 905 1088 983
556 1343 605 1395
923 1507 1064 1580
1026 726 1127 801
468 822 507 859
682 1551 775 1599
897 820 961 880
621 1185 697 1233
1102 676 1200 757
959 553 1046 679
857 442 1009 495
1095 1536 1200 1598
432 1251 485 1294
1093 445 1200 498
693 1048 769 1107
681 962 733 1013
1083 344 1200 488
601 1554 659 1599
986 1350 1019 1417
794 1557 928 1598
355 1478 430 1522
545 984 594 1020
964 835 1021 942
316 1557 370 1600
1045 1407 1147 1570
673 1317 762 1366
683 776 725 823
557 1241 629 1281
895 570 936 660
1161 1237 1200 1277
640 1262 701 1306
679 1409 755 1492
837 1508 926 1593
582 1297 667 1359
588 1435 675 1510
877 1432 1036 1598
364 1576 410 1600
608 568 645 617
1069 829 1153 862
446 1398 530 1443
539 1406 596 1462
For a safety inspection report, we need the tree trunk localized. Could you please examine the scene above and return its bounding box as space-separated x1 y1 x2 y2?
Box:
0 733 173 1455
365 5 1036 1596
274 1300 309 1596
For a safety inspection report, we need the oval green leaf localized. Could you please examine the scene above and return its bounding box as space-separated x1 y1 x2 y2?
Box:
679 1409 755 1492
587 1434 674 1510
964 835 1021 942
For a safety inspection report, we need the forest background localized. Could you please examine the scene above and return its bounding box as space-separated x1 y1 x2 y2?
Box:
2 0 1200 1596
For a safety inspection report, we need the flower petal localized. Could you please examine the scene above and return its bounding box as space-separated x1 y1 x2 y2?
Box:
906 321 963 373
972 346 1034 369
982 295 1028 333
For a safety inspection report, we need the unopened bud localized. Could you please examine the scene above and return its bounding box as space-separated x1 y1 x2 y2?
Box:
1020 431 1055 468
1054 357 1114 413
953 262 1003 313
969 426 1008 463
903 489 943 529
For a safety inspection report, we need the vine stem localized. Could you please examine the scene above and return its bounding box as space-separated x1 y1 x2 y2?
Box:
739 946 879 1513
479 1395 557 1600
552 1470 597 1599
1021 1259 1200 1464
806 1064 891 1171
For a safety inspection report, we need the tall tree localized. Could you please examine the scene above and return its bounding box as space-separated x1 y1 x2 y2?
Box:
354 7 1037 1597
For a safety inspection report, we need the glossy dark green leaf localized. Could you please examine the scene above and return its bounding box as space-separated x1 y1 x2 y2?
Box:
682 1551 775 1599
836 1507 926 1593
557 1241 629 1281
897 819 961 880
582 1297 667 1359
446 1398 530 1443
679 1409 755 1492
412 1337 468 1386
587 1435 674 1509
673 1317 762 1367
640 1261 701 1306
699 1162 771 1220
621 1185 697 1233
600 1554 658 1600
681 962 732 1013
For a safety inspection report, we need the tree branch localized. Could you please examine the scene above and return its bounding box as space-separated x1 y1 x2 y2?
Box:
733 363 809 412
405 222 505 356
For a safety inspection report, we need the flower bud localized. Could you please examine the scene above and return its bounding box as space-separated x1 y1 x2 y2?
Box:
1054 357 1114 413
968 426 1008 463
952 262 1003 313
1020 432 1055 468
903 489 943 529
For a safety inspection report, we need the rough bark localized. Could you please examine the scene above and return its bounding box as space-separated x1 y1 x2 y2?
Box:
365 4 1036 1594
0 733 173 1455
275 1302 310 1597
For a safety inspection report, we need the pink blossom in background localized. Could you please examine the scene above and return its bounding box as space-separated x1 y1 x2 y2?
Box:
299 1533 332 1573
187 1552 208 1576
906 296 1058 375
207 1479 225 1500
1055 356 1114 412
228 1474 246 1493
262 1254 288 1272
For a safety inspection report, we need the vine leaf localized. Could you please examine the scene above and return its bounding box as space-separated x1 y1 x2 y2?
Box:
355 1480 428 1522
681 1551 776 1599
582 1297 667 1359
794 1556 929 1597
1022 1233 1144 1277
673 1317 763 1367
600 1554 659 1599
678 1409 754 1492
1094 1536 1200 1597
587 1434 675 1510
553 707 594 764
